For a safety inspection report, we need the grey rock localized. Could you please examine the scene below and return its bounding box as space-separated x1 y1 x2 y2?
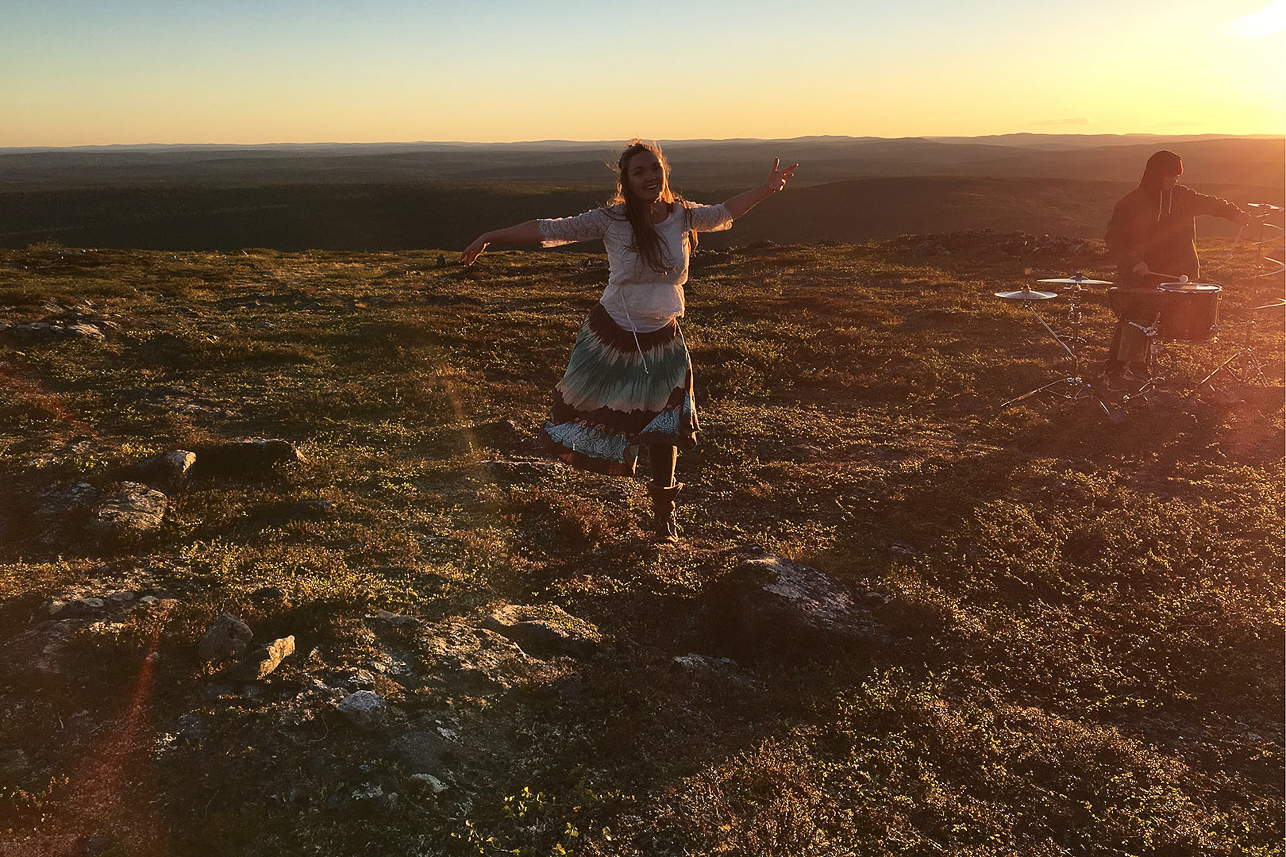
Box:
3 619 91 680
249 585 289 605
337 691 387 728
223 635 295 682
711 555 886 656
9 321 105 342
332 784 398 817
389 726 456 774
409 773 448 794
480 603 602 660
286 499 335 520
85 482 167 548
417 616 536 693
134 450 197 491
198 613 253 664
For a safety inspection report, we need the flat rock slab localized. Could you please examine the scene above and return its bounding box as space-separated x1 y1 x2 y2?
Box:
481 603 602 660
6 321 110 342
2 618 93 680
31 482 100 545
709 555 886 657
417 617 536 693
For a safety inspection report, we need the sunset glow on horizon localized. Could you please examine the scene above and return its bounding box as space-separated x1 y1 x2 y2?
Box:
2 0 1282 148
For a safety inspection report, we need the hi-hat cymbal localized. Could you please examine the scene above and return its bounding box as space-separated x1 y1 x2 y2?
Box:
1254 298 1286 310
1247 203 1284 212
995 288 1058 301
1037 275 1113 286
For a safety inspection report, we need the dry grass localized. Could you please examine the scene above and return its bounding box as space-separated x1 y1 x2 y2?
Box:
0 237 1281 856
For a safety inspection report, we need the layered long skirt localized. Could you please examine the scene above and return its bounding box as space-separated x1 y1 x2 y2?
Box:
540 303 698 477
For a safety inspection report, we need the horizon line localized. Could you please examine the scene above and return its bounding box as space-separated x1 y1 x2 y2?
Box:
3 132 1283 153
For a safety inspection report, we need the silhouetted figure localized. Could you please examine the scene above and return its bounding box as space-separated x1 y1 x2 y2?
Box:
1102 150 1250 379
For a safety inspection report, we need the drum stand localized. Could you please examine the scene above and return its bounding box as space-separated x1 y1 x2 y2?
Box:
1199 208 1283 392
1000 289 1111 415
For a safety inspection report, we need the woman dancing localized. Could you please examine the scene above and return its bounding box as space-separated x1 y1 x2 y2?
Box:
461 139 797 543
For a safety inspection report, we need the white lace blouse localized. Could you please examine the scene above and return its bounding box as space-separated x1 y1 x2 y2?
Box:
538 201 734 332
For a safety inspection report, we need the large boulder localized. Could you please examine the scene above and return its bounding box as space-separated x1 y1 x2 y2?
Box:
189 438 305 477
2 619 92 681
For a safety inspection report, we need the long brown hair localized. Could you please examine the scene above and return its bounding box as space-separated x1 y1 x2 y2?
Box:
609 139 696 273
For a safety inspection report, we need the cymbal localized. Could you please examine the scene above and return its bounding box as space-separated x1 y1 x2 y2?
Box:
1037 275 1112 286
1159 282 1220 290
995 288 1058 301
1247 203 1284 212
1254 298 1286 310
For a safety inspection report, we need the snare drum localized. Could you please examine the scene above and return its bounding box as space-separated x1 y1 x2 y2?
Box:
1158 283 1221 342
1107 287 1164 323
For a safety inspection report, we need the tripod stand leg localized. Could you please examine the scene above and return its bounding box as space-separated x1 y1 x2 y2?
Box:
1000 376 1075 410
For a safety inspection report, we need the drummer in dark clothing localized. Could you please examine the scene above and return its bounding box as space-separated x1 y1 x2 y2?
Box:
1102 149 1252 380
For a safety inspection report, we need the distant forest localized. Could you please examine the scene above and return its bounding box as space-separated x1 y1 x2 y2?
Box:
1 136 1281 251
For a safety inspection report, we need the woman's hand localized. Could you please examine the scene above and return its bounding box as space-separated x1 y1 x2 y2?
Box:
460 234 490 266
765 158 799 194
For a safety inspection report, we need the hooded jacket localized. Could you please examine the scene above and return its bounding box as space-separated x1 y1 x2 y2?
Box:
1106 152 1245 285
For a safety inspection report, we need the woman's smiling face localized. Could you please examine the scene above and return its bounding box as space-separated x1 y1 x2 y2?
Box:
625 149 667 204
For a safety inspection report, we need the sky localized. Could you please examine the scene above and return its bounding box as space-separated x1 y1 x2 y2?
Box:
1 0 1283 147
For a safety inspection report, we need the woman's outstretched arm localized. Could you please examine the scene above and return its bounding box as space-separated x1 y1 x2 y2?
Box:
722 159 798 220
460 220 544 265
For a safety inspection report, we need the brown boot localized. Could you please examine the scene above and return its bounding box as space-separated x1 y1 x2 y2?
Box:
647 482 683 544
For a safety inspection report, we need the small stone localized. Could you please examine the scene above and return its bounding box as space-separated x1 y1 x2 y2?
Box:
198 613 253 664
76 597 106 610
337 691 387 728
138 595 159 605
409 773 448 794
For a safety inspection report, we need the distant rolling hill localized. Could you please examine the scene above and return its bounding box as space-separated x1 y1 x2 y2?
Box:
0 136 1280 251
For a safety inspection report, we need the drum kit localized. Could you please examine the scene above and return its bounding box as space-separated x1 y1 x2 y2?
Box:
997 252 1283 413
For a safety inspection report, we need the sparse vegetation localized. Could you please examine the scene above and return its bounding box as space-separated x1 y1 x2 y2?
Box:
0 235 1280 856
